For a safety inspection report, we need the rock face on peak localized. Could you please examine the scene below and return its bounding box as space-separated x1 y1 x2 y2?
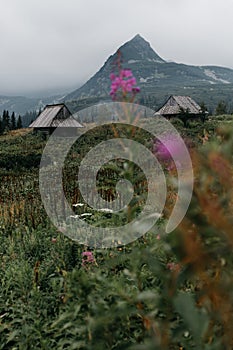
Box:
2 35 233 116
65 34 166 101
65 34 233 112
117 34 165 64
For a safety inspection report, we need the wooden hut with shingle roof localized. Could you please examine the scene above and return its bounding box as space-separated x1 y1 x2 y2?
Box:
155 96 205 125
29 103 83 135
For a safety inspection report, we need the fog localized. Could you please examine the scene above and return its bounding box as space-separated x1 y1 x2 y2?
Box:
0 0 232 96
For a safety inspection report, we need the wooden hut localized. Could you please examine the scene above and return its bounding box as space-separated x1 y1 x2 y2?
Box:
29 103 83 135
155 96 204 125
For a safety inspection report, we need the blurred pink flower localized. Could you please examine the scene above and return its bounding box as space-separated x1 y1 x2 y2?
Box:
110 68 140 101
132 87 140 93
156 135 184 161
166 262 180 272
82 251 95 267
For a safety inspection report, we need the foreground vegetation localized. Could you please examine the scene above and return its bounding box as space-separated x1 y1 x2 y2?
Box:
0 116 233 349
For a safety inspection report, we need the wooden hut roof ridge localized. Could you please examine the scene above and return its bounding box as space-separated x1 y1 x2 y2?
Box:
173 96 202 113
30 105 64 128
29 103 83 128
51 116 83 128
156 95 202 116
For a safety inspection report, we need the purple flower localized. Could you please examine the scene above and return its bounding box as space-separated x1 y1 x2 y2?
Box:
156 134 184 161
82 251 95 267
110 73 116 81
132 87 140 93
109 68 140 101
120 69 132 78
167 262 180 272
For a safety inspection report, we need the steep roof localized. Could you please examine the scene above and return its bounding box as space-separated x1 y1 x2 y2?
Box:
156 96 202 116
29 104 83 128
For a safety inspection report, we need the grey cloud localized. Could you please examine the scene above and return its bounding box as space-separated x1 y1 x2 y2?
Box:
0 0 232 95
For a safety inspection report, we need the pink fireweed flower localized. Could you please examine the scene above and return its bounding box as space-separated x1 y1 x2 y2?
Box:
156 134 184 161
154 134 186 172
166 262 181 272
132 87 140 93
82 251 95 267
110 68 140 101
120 69 132 78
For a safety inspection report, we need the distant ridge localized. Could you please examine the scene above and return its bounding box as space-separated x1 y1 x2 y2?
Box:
65 34 233 113
0 94 65 119
65 34 166 101
2 34 233 116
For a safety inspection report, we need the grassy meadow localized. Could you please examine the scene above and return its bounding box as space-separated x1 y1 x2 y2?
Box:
0 115 233 349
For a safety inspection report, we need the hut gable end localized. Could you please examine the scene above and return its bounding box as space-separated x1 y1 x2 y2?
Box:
29 103 83 134
156 95 202 117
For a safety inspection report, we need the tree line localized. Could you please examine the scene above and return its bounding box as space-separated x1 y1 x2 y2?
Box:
0 110 23 135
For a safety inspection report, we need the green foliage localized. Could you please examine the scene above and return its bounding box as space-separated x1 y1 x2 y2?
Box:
21 110 38 127
10 112 16 130
16 115 23 129
0 110 22 134
215 100 228 115
174 292 209 347
0 118 233 349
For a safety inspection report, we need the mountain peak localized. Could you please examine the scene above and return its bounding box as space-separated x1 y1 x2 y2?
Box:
64 34 233 105
65 34 166 101
131 34 145 41
118 34 165 63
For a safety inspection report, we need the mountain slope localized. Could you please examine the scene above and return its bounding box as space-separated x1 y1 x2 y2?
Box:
65 34 166 100
2 34 233 116
0 94 66 117
65 34 233 110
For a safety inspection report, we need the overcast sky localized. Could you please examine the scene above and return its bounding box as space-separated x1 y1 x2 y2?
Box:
0 0 233 96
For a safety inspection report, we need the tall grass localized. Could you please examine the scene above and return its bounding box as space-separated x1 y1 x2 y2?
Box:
0 121 232 349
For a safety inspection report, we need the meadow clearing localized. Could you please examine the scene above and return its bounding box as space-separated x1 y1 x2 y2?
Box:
0 115 233 349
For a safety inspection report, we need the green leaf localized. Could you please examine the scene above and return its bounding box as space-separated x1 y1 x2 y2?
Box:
6 330 19 343
174 292 209 347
